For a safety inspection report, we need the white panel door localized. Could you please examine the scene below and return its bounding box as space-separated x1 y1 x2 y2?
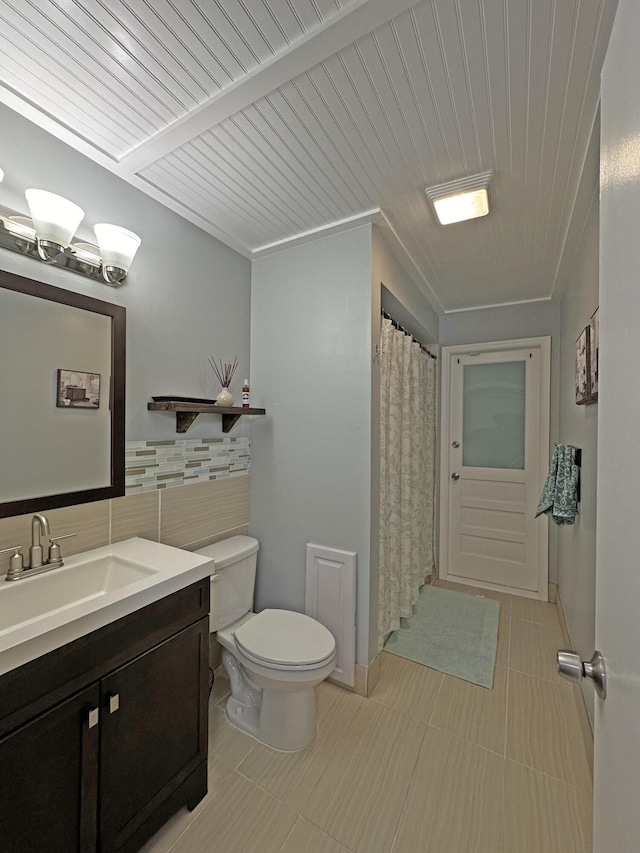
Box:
593 2 640 848
443 340 550 598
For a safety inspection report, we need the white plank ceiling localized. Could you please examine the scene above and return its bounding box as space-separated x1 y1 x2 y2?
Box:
0 0 618 312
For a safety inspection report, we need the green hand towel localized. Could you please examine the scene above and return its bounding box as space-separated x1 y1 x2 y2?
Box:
535 444 579 526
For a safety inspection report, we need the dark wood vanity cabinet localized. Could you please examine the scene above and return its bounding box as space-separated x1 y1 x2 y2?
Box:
0 579 210 853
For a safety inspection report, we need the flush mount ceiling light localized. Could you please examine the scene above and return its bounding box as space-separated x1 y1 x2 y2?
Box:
0 180 141 286
425 171 492 225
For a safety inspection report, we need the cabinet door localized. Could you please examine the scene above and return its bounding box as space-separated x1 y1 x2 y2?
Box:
99 618 208 852
0 683 100 853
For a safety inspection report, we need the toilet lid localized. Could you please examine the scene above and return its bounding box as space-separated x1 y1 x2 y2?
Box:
233 609 336 667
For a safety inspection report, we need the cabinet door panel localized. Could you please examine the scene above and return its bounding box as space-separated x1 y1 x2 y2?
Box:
100 618 208 851
0 684 100 853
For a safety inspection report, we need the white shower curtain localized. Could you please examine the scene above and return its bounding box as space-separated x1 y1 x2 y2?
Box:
378 318 437 651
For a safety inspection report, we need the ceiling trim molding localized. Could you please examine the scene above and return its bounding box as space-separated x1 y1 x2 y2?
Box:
117 0 425 177
550 103 601 301
443 296 554 314
251 207 381 257
0 84 119 171
376 211 446 315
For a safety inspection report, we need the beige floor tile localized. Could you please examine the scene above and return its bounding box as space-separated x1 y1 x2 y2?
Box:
237 682 363 812
391 727 504 853
434 578 514 616
511 596 560 626
506 671 592 791
140 756 235 853
510 618 569 686
502 760 592 853
370 652 443 720
280 818 353 853
496 614 510 668
211 665 231 707
209 704 256 768
430 665 508 754
170 772 297 853
302 700 427 853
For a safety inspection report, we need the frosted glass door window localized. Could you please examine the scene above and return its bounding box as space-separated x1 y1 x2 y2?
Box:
463 362 526 469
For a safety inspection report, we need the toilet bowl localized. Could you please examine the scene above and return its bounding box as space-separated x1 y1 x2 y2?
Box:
195 536 336 751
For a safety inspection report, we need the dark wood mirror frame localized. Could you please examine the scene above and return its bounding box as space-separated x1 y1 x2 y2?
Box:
0 269 125 518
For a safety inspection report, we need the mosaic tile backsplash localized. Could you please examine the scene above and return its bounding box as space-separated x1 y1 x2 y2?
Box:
125 437 249 493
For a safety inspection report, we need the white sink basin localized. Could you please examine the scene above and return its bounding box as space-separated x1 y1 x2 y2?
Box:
0 537 214 675
1 556 159 627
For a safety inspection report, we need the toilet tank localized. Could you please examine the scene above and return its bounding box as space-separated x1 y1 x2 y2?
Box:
194 535 259 631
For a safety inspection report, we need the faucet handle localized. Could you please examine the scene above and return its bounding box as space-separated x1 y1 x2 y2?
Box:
48 533 77 566
1 546 24 581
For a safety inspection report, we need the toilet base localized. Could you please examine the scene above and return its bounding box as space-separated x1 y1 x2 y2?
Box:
221 649 318 751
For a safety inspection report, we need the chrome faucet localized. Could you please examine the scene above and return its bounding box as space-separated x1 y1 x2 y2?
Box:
0 514 76 581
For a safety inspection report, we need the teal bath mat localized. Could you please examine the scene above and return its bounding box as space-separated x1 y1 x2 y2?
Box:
383 585 500 689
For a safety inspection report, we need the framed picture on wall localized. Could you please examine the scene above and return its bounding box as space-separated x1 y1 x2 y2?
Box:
589 307 599 401
575 327 590 405
56 369 101 408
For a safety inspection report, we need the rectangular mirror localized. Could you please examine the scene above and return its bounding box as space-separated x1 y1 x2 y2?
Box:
0 269 125 517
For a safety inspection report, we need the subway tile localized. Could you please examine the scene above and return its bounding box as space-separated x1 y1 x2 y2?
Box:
124 438 250 494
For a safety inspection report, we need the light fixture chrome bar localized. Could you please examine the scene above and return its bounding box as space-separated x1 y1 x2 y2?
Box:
0 203 125 286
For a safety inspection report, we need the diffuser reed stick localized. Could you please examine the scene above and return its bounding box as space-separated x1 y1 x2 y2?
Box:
208 357 238 388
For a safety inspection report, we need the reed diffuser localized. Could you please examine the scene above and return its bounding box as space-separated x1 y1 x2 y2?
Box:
209 357 238 406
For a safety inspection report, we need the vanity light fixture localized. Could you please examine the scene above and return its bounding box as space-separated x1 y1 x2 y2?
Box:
25 189 84 263
0 183 141 286
425 172 492 225
94 223 141 286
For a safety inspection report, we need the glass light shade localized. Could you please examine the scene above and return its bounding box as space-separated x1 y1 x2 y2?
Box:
433 188 489 225
0 167 4 182
94 223 141 272
25 189 84 246
6 216 36 239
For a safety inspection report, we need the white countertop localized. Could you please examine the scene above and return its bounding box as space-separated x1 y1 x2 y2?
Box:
0 538 213 677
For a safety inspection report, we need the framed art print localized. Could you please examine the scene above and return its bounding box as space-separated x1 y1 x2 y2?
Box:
575 327 590 405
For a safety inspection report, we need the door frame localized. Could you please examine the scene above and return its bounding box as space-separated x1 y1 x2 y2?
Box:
438 336 552 599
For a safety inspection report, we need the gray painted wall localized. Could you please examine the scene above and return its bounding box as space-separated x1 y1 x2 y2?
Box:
250 226 374 665
0 104 251 443
439 300 562 584
557 194 599 725
373 226 440 345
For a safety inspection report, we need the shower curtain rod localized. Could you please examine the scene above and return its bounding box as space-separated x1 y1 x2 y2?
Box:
381 309 438 360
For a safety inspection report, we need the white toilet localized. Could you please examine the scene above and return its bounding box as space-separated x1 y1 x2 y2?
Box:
195 535 336 752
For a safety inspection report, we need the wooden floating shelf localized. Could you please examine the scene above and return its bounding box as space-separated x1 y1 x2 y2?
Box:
148 400 266 434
